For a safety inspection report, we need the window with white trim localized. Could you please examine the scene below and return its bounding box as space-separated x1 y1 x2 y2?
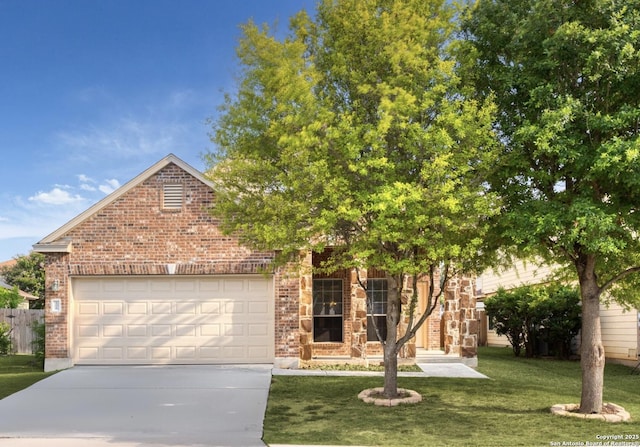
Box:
312 279 343 342
367 278 388 341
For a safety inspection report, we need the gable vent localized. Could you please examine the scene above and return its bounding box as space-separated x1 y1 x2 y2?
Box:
163 184 183 210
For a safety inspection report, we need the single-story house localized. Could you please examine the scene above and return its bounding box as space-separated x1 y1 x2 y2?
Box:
477 260 640 366
34 154 479 372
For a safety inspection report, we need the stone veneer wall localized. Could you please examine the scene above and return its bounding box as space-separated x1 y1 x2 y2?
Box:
298 251 477 365
443 276 478 365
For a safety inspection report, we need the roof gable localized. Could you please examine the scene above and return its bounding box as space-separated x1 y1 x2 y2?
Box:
34 154 214 249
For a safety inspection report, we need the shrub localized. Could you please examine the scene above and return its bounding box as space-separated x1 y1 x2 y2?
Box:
485 284 581 358
0 322 12 355
31 321 45 366
485 288 526 356
0 286 23 309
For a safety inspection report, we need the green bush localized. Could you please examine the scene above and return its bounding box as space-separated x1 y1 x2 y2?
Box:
31 321 45 366
0 322 12 355
0 286 23 309
485 284 581 358
484 287 526 356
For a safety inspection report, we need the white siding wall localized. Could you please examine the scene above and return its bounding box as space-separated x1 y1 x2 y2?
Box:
600 301 638 362
479 260 555 295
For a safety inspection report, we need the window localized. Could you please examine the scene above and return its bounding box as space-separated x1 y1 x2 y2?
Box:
163 184 183 210
367 279 388 341
313 279 343 342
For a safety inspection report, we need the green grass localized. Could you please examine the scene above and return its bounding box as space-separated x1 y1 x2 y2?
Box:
263 347 640 446
0 355 55 400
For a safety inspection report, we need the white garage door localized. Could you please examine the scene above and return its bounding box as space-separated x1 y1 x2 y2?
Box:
72 276 274 365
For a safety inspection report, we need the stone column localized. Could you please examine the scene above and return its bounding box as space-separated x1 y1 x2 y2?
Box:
350 268 368 359
443 275 478 366
459 276 478 363
298 252 313 362
443 277 461 356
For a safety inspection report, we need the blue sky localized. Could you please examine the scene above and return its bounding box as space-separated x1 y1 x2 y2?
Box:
0 0 317 261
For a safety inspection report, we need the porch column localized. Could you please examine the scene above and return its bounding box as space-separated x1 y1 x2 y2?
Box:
443 275 478 367
299 251 313 361
350 268 368 359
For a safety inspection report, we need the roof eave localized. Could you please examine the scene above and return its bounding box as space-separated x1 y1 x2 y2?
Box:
33 238 73 254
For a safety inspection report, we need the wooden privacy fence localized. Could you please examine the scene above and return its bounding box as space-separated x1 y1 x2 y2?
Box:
0 308 44 354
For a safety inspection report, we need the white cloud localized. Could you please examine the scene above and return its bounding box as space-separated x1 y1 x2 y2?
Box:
28 188 86 206
77 174 95 183
99 179 121 195
80 184 97 192
56 115 192 163
54 88 212 167
0 216 8 222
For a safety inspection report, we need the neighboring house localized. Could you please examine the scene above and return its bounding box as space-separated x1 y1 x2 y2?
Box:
477 260 640 366
33 154 479 372
0 278 39 309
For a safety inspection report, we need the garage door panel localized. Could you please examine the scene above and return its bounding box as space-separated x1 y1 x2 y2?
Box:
78 302 99 315
198 280 220 293
249 301 269 314
225 302 244 313
103 347 124 360
201 324 220 336
150 280 172 293
201 302 221 314
103 325 123 337
151 325 172 336
176 302 197 314
151 302 172 314
248 323 269 336
127 347 148 360
128 302 148 314
127 325 148 337
72 276 274 364
223 279 244 293
78 347 100 360
103 302 124 315
176 347 196 359
78 324 100 337
176 325 196 336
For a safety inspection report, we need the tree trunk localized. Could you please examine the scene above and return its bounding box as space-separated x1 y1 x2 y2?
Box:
577 256 605 414
383 273 401 398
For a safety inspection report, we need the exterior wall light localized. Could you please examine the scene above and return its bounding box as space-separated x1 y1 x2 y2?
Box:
51 279 60 292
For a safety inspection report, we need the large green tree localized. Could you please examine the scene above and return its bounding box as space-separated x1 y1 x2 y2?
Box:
0 253 45 309
464 0 640 413
206 0 498 398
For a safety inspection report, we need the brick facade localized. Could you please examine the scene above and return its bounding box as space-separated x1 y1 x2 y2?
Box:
36 158 300 370
35 155 477 371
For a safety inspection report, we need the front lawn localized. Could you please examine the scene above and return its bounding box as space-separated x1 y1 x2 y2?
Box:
264 347 640 446
0 355 54 400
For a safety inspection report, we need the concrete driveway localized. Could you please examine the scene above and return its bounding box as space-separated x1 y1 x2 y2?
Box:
0 364 272 447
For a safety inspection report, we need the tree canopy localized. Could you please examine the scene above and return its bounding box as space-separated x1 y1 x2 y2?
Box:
207 0 498 277
0 253 45 309
207 0 499 398
464 0 640 413
0 286 23 309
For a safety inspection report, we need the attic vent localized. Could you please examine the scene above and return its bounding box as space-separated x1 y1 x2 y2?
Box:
163 184 183 210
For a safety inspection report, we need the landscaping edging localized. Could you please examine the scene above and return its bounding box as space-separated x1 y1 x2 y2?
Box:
358 387 422 406
550 403 631 422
